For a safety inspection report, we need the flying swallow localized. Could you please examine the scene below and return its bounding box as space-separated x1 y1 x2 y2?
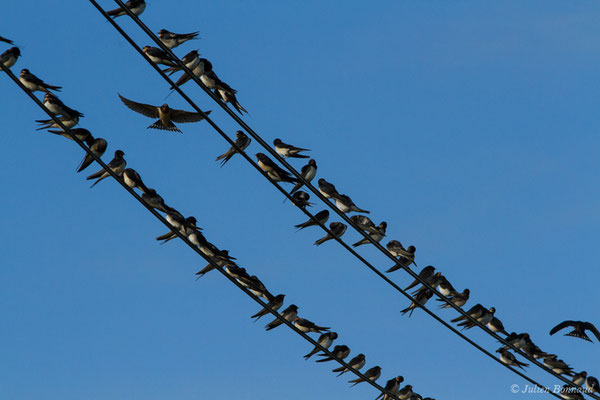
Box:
0 36 13 44
290 191 313 208
215 80 247 115
587 376 599 394
348 365 381 387
158 214 199 244
19 69 61 93
400 289 432 316
543 355 574 375
294 209 329 230
77 137 107 173
158 29 199 49
496 348 529 370
0 47 20 68
315 344 350 363
265 304 298 331
318 178 341 199
572 371 587 386
170 58 212 89
437 288 470 309
350 215 380 234
107 0 146 18
143 46 177 67
118 94 210 132
122 168 149 193
289 159 317 194
314 222 347 246
43 93 83 118
250 294 285 321
163 50 200 75
334 194 369 214
549 321 600 343
404 266 435 291
86 150 126 188
256 153 297 183
304 332 338 359
141 188 174 213
294 317 329 333
488 317 509 336
352 221 386 247
375 376 404 400
47 127 92 143
215 131 251 167
332 353 365 376
273 138 310 158
386 242 417 272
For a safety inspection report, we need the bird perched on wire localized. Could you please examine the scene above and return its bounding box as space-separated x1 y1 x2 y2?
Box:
289 159 317 194
549 320 600 343
273 138 310 158
215 131 251 167
334 194 369 214
43 93 83 118
348 365 381 387
386 241 417 272
265 304 298 331
400 289 432 316
315 344 350 363
36 115 79 131
496 348 529 370
215 80 247 115
86 150 126 188
332 353 365 376
107 0 146 18
376 376 404 400
314 222 347 246
250 294 285 322
352 221 386 247
304 331 338 359
350 215 380 234
437 288 470 309
0 47 20 68
122 168 149 193
77 137 107 173
158 29 199 49
295 209 329 231
163 50 200 76
256 153 297 183
19 69 61 93
118 94 211 132
143 46 178 67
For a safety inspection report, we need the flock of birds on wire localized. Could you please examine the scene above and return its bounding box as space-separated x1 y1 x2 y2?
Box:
1 1 598 399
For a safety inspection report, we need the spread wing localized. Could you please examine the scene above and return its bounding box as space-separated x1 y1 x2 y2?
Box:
118 94 159 118
582 322 600 342
549 320 576 336
170 109 211 123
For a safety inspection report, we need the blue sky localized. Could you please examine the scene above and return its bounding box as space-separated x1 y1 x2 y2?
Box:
1 1 598 399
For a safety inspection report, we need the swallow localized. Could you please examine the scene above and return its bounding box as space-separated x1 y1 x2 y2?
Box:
496 348 528 370
118 94 210 132
224 265 251 282
238 275 273 300
318 178 341 199
437 288 470 309
215 80 247 115
158 29 199 49
348 365 381 387
436 276 457 297
77 137 107 173
503 332 531 350
572 371 587 386
141 188 174 213
143 46 177 67
457 306 495 329
86 150 126 188
295 209 329 230
273 138 310 158
304 332 338 359
0 36 13 44
163 50 200 75
47 127 92 142
159 214 199 244
0 47 20 68
19 69 61 93
251 294 285 322
404 266 435 291
386 243 417 272
122 168 149 193
521 341 548 360
289 159 317 194
411 272 443 297
215 131 251 167
400 289 433 316
543 355 574 376
314 222 347 245
291 191 313 208
558 385 584 400
350 215 380 234
256 153 298 183
397 385 413 400
549 321 600 343
171 58 212 89
265 304 298 331
332 353 365 376
294 317 329 333
194 251 233 279
352 221 386 247
199 69 221 90
587 376 599 394
195 239 235 265
36 115 79 131
334 194 369 214
43 93 83 118
316 344 350 363
488 317 509 336
376 376 404 400
107 0 146 18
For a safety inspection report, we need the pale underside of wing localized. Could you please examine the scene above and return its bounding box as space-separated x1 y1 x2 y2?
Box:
118 94 159 118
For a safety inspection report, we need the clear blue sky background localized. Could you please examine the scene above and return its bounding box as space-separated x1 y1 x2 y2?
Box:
1 1 598 399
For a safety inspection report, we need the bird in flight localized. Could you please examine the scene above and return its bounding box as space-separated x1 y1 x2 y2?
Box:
549 321 600 343
118 94 211 132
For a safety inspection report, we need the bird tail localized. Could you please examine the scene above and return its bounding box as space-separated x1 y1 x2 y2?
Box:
232 99 247 115
352 239 366 247
88 176 105 188
106 7 121 17
386 264 400 273
314 236 329 246
303 348 319 359
77 154 93 173
148 119 181 133
315 356 333 363
155 231 175 241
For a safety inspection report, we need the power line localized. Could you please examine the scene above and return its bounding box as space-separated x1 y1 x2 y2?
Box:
88 2 573 398
0 63 406 400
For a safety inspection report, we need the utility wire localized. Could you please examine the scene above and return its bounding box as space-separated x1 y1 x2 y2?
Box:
102 2 598 398
88 2 571 398
1 63 405 400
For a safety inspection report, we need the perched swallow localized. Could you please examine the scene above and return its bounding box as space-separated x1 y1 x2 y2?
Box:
224 265 251 281
497 348 529 370
294 317 329 333
0 47 20 68
386 242 417 272
118 94 210 132
238 275 273 300
256 153 297 183
171 58 212 89
334 194 369 214
400 289 433 316
457 306 495 329
521 340 548 360
163 50 200 75
200 69 221 90
36 115 79 131
411 272 443 296
295 209 329 230
215 80 247 115
250 294 285 321
0 36 13 45
436 276 457 297
290 159 317 194
437 288 470 309
332 353 365 376
352 221 386 247
316 344 350 363
143 46 177 67
348 365 381 387
304 332 338 360
587 376 599 393
543 355 574 376
488 317 509 336
159 214 199 244
290 191 313 208
550 321 600 343
376 376 404 400
318 178 341 199
107 0 146 18
19 69 61 93
572 371 587 386
503 332 531 350
43 93 83 118
350 215 380 234
195 239 235 265
559 385 585 400
265 304 298 331
404 266 436 291
47 127 91 143
397 385 414 400
194 251 233 279
122 168 149 193
314 222 347 246
141 188 174 213
77 137 107 173
215 131 251 167
273 138 310 158
158 29 199 49
86 150 126 188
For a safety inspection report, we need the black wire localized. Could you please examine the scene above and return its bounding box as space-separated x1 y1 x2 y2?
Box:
0 62 404 400
87 2 569 398
103 1 597 398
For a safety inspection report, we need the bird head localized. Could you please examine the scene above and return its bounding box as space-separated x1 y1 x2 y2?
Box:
20 68 29 75
115 150 125 158
160 104 170 112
